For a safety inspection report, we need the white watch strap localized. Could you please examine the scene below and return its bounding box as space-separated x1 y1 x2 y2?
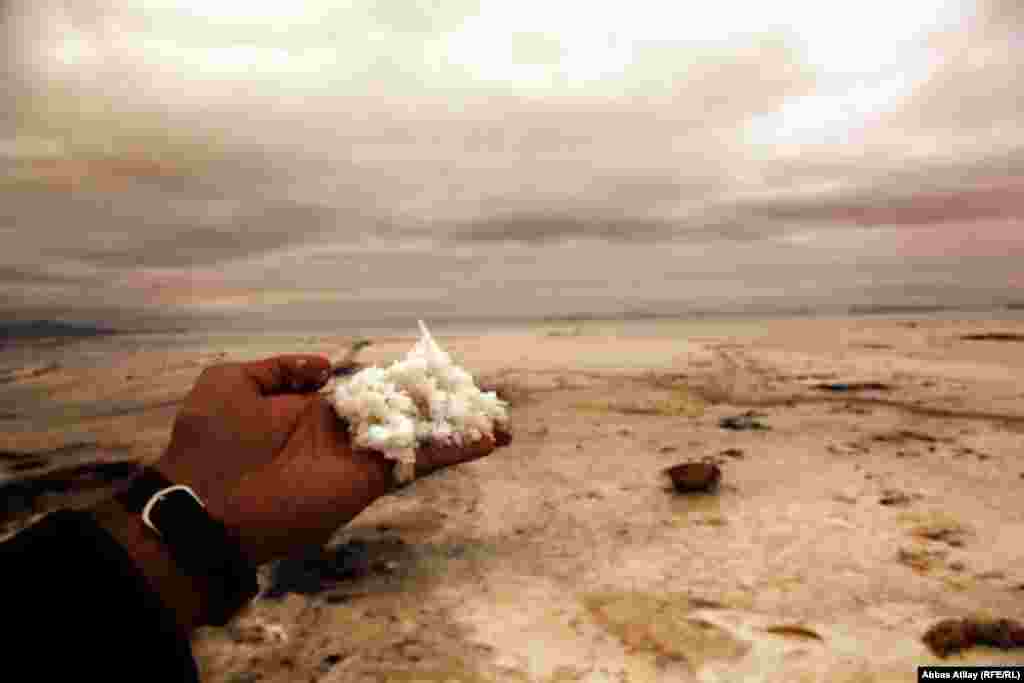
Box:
141 484 205 536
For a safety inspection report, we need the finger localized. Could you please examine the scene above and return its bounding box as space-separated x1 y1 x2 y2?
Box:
415 431 498 476
241 355 332 396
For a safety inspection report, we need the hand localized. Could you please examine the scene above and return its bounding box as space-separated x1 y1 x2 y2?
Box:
153 355 511 566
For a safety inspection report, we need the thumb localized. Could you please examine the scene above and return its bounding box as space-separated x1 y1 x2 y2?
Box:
263 393 322 434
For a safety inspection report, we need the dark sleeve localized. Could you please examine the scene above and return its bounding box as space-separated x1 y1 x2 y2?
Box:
1 509 200 682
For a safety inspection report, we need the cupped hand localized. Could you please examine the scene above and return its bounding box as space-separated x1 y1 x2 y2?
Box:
154 355 511 565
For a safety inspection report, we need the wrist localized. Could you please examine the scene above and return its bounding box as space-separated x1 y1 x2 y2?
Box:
91 498 213 636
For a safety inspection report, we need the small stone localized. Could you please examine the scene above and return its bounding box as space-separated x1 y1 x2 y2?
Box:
898 547 945 573
879 489 912 506
577 443 584 450
372 560 400 573
664 462 722 493
923 617 1024 657
977 570 1006 580
719 411 770 431
230 619 288 645
227 672 261 683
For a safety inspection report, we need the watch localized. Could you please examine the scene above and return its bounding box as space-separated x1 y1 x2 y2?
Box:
115 468 259 626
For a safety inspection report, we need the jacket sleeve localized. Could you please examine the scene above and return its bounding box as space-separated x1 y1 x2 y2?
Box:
1 508 200 682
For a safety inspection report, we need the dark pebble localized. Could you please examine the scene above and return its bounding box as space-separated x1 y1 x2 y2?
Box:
960 333 1024 342
719 411 770 431
879 490 912 506
923 617 1024 657
372 560 397 573
664 462 721 493
227 672 261 683
814 382 892 392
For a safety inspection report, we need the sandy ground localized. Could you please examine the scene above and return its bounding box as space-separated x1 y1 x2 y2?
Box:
3 316 1024 682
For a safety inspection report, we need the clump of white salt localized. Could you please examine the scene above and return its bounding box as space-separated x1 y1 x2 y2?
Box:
329 320 509 481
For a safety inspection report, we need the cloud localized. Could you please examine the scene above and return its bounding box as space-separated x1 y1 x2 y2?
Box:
446 213 678 245
6 187 344 269
979 0 1024 30
3 1 1022 328
726 177 1024 229
872 2 1024 135
624 34 817 121
0 264 96 286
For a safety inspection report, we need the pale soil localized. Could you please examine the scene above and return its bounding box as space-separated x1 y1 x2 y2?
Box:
3 317 1024 682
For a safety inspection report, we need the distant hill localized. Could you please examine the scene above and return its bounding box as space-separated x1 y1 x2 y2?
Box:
0 320 120 341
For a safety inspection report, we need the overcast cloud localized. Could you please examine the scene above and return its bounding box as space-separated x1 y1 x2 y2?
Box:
1 0 1022 331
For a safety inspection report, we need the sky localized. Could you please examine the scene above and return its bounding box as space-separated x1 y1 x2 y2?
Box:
1 0 1022 331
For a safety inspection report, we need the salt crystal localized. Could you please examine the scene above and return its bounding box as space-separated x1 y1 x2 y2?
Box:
328 320 509 478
